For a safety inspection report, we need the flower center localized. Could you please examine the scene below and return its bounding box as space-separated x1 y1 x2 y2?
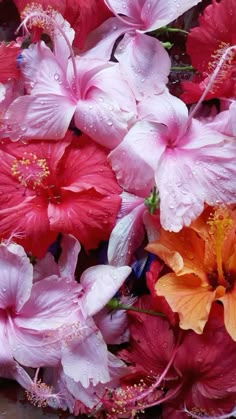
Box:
11 153 50 189
207 207 233 288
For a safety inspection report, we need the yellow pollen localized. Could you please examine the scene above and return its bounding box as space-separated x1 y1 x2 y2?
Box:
11 152 50 188
207 207 233 286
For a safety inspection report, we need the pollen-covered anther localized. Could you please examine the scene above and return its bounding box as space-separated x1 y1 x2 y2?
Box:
26 379 55 408
206 41 235 91
21 3 56 35
11 152 50 188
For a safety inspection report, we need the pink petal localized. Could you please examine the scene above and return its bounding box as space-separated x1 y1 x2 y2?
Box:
94 307 129 344
80 265 131 317
7 323 60 367
109 120 165 195
140 0 203 31
138 89 188 134
22 41 70 95
118 191 145 217
58 235 81 280
6 94 76 140
16 275 81 330
52 13 75 70
0 244 33 312
33 253 59 283
115 32 170 100
62 322 110 386
105 0 145 21
155 149 206 231
107 203 146 266
82 17 130 60
74 61 136 149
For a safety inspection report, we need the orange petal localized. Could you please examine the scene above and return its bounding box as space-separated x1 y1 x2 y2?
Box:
155 273 215 334
146 227 205 275
218 290 236 341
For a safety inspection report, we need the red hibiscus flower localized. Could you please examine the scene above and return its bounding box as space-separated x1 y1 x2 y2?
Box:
0 131 121 257
13 0 112 49
162 305 236 419
181 0 236 103
0 41 20 82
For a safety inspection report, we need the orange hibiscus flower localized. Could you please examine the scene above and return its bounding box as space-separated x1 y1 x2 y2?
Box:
146 206 236 340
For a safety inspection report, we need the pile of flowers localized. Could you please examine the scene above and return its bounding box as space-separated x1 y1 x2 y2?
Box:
0 0 236 417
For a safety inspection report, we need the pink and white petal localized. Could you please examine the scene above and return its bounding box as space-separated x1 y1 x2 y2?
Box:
6 94 76 141
64 377 100 408
194 140 236 206
16 275 81 330
80 265 131 317
43 367 76 412
105 0 145 21
208 102 236 136
8 324 60 367
52 13 75 70
118 192 145 217
115 32 170 100
82 17 130 60
62 324 110 386
58 235 81 280
10 364 34 392
107 204 146 266
0 245 33 311
74 92 134 149
65 352 127 408
140 0 203 32
182 119 228 150
83 61 136 116
108 120 165 194
156 150 205 231
22 41 70 95
33 253 59 283
138 89 188 134
94 307 129 344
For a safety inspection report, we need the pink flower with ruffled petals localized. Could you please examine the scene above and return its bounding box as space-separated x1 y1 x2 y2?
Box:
109 89 236 232
84 0 203 61
6 32 136 148
0 131 121 257
0 237 131 400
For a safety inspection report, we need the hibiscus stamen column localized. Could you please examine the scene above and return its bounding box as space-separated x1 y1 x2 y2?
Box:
207 208 233 288
180 44 236 136
17 3 78 96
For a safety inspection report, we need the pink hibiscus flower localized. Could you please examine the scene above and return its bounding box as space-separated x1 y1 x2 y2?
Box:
109 89 236 232
0 236 131 407
83 0 202 60
0 131 121 257
6 27 136 147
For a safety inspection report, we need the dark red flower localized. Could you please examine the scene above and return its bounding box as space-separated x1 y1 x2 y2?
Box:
162 304 236 418
0 131 121 257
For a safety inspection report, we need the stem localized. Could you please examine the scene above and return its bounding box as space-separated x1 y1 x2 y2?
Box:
106 299 166 318
153 26 189 36
164 27 189 35
171 65 194 71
